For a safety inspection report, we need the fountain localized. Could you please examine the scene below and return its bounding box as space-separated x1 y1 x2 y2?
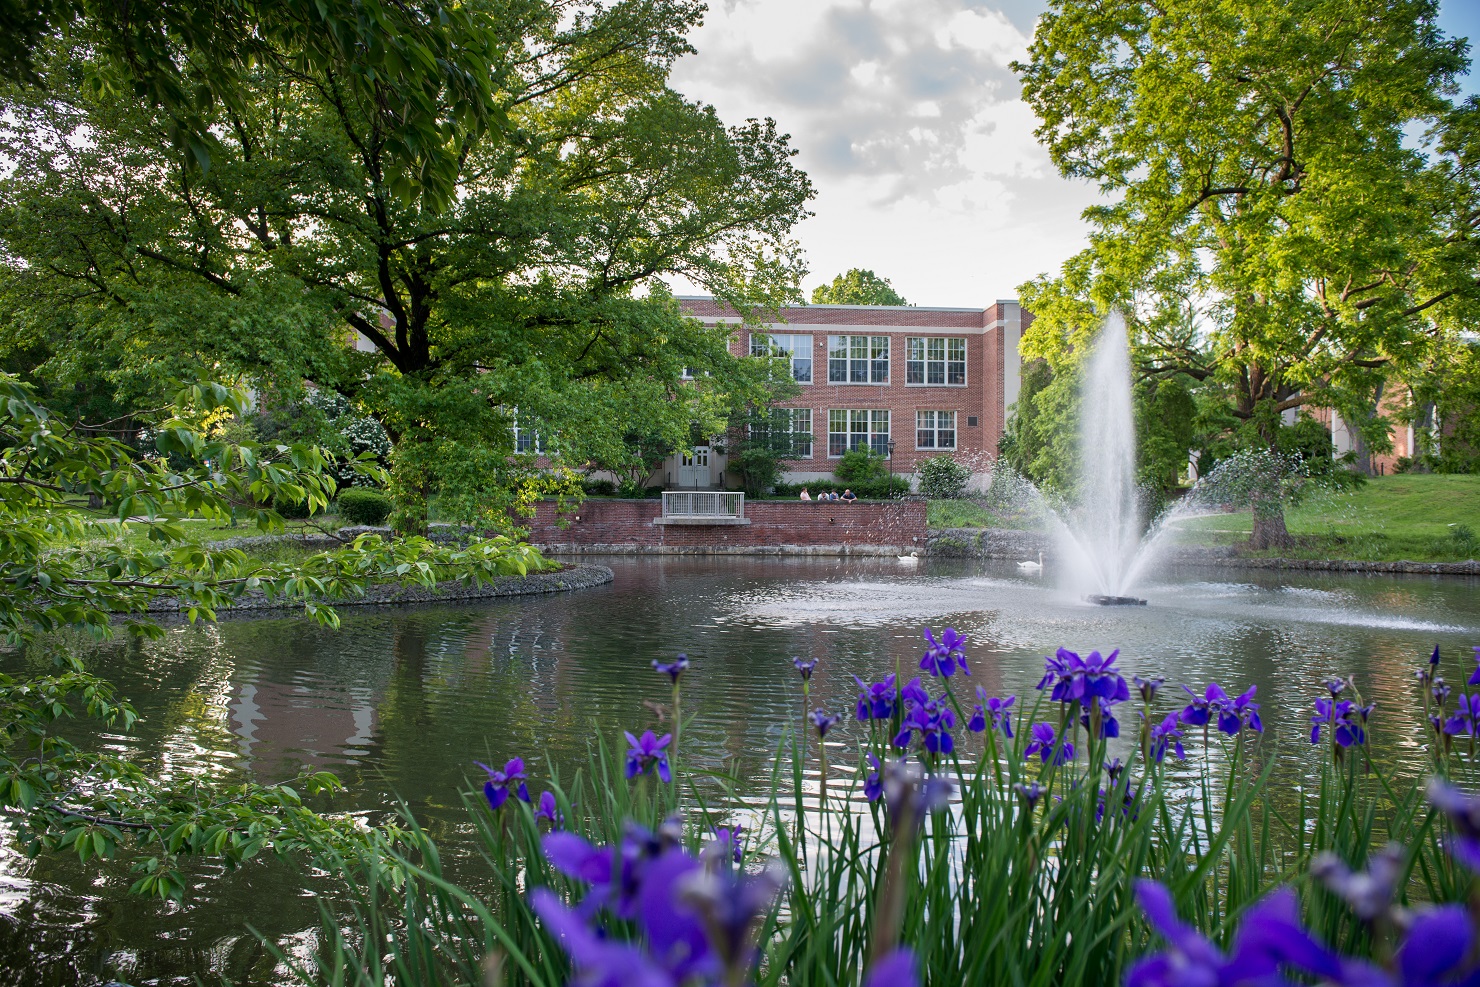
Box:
991 312 1188 605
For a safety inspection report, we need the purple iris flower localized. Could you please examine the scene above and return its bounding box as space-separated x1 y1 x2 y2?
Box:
792 656 817 681
678 862 787 981
864 948 920 987
474 758 531 811
711 824 745 865
900 676 931 707
1449 694 1480 736
1038 648 1131 705
1311 844 1403 922
881 759 953 832
1434 677 1452 709
1428 780 1480 872
1127 881 1341 987
1024 722 1074 765
967 691 1015 737
1103 757 1125 783
1080 697 1122 739
863 752 884 802
810 710 841 738
919 626 969 677
1148 713 1186 763
1179 682 1228 727
624 730 673 783
893 696 957 755
652 654 689 684
1418 646 1440 687
854 674 898 721
534 828 721 986
1217 686 1262 735
534 790 563 828
1312 698 1366 747
1015 781 1045 810
1134 676 1164 703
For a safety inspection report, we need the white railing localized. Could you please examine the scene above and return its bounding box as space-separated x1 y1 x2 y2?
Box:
662 491 745 519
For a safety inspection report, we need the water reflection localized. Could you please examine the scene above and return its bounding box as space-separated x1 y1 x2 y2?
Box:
0 556 1476 985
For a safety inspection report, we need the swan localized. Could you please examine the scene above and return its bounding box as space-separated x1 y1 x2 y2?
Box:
897 551 920 563
1017 551 1043 572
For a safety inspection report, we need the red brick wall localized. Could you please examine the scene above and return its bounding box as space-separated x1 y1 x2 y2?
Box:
526 499 928 553
724 324 996 474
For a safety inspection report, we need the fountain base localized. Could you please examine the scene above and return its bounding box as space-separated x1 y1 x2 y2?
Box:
1086 595 1147 607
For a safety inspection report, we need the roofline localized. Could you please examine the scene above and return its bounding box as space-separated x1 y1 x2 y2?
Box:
673 295 1016 313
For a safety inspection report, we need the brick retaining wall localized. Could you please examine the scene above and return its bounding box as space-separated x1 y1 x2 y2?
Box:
528 499 928 555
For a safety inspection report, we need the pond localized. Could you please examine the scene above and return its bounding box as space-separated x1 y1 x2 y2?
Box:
1 556 1477 986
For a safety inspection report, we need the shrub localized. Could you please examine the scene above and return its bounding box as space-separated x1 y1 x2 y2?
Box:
918 454 970 498
834 447 890 486
337 487 393 526
272 495 314 520
774 476 910 499
616 478 649 499
582 479 617 497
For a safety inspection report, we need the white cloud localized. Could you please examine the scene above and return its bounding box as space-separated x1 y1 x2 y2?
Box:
669 0 1101 305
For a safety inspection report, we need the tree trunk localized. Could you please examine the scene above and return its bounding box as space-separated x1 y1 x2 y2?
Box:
1250 508 1293 550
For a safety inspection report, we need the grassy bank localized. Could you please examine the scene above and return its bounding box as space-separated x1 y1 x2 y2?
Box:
1170 474 1480 562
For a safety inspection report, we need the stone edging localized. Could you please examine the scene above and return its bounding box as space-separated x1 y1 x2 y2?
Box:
925 527 1480 576
145 563 614 615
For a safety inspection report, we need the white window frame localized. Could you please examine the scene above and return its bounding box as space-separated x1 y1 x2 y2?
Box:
906 337 967 386
827 335 890 384
916 410 957 450
512 419 544 455
828 409 890 458
750 332 814 384
775 407 813 459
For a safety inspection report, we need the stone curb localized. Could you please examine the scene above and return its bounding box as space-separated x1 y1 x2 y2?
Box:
925 527 1480 576
144 563 614 615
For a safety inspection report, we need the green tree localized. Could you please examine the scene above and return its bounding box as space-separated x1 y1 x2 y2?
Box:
0 1 815 532
0 375 540 901
1135 378 1196 495
810 268 908 306
999 358 1078 496
1014 0 1480 547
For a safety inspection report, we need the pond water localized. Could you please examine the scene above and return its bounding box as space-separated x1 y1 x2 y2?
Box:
1 556 1477 986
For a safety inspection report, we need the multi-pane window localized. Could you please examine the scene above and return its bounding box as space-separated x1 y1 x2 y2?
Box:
750 332 814 383
513 422 543 454
827 335 890 384
771 407 813 458
906 337 967 385
828 409 890 457
916 410 957 450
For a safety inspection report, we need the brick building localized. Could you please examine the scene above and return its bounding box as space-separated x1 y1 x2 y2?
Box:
664 297 1033 488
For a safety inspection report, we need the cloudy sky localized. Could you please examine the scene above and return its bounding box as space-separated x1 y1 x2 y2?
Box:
669 0 1480 308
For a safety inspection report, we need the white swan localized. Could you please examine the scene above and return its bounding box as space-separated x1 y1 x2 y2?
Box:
1017 551 1043 572
897 551 920 563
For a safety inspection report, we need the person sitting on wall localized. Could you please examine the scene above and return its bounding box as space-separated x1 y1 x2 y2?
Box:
799 487 811 501
841 488 858 502
825 491 839 502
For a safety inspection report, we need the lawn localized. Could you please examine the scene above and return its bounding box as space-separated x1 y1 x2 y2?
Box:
1168 474 1480 561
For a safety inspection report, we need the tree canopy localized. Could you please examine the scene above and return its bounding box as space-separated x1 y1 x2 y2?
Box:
1014 0 1480 540
810 268 908 306
0 0 815 530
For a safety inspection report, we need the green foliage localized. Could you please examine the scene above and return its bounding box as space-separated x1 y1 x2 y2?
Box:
1135 378 1196 494
1015 0 1480 499
0 374 546 901
0 2 815 530
1000 359 1078 496
833 448 890 486
810 268 908 306
917 454 971 499
337 488 393 527
283 647 1473 987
